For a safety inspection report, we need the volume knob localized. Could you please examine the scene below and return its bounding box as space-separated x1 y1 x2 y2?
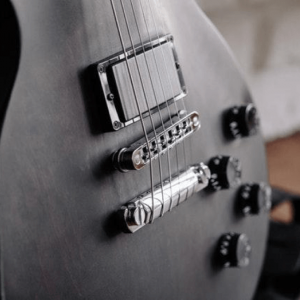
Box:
208 156 242 191
217 233 251 268
224 104 259 139
238 183 272 216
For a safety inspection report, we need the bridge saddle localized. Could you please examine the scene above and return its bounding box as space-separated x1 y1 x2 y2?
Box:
112 111 201 172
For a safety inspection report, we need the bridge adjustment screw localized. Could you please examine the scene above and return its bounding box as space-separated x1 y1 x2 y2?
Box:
128 204 146 226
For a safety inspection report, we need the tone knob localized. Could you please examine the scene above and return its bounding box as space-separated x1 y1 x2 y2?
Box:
217 233 251 268
238 183 272 216
224 104 259 139
208 156 242 191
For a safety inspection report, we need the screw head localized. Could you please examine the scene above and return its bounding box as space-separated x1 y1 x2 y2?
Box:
128 204 146 226
107 93 115 101
113 121 121 130
99 65 104 73
192 115 200 128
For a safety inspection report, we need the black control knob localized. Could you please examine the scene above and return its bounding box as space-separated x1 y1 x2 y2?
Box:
224 104 259 139
238 183 272 216
208 156 242 191
217 233 251 268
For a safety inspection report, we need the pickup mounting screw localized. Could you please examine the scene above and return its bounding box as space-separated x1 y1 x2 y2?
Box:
99 66 104 73
113 121 121 130
107 93 115 101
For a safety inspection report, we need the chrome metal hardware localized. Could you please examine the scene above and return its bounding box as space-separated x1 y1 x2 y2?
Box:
118 163 211 233
112 111 201 172
94 35 187 130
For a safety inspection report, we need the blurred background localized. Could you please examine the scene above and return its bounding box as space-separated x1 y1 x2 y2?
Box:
197 0 300 198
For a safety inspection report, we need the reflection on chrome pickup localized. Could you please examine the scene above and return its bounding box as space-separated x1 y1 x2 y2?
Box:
118 163 210 233
112 111 201 172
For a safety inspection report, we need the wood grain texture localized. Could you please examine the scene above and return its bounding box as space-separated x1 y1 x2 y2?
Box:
0 0 269 299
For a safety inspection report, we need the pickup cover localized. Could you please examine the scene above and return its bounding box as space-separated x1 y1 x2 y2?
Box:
111 41 184 121
95 36 187 130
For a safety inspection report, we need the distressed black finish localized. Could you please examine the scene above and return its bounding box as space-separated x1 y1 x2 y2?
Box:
0 0 269 299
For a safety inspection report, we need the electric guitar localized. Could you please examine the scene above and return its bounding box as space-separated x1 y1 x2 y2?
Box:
0 0 270 299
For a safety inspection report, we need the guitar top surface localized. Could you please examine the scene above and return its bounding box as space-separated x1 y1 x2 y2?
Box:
0 0 269 299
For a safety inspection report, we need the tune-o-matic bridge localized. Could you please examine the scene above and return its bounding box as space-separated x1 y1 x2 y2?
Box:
118 163 210 233
112 112 200 172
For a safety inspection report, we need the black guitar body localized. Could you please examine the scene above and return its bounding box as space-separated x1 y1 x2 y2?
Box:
0 0 269 299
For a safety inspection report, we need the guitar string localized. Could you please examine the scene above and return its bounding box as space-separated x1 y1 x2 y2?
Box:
138 0 179 214
154 0 188 116
154 0 192 203
153 0 192 203
119 0 166 217
111 0 155 216
129 0 175 218
146 0 189 207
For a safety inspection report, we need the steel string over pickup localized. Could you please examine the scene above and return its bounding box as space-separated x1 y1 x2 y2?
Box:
118 162 211 233
112 111 201 172
93 35 187 131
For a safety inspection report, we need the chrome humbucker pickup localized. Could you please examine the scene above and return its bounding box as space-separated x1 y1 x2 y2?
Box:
94 35 187 131
118 163 211 233
112 111 201 172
